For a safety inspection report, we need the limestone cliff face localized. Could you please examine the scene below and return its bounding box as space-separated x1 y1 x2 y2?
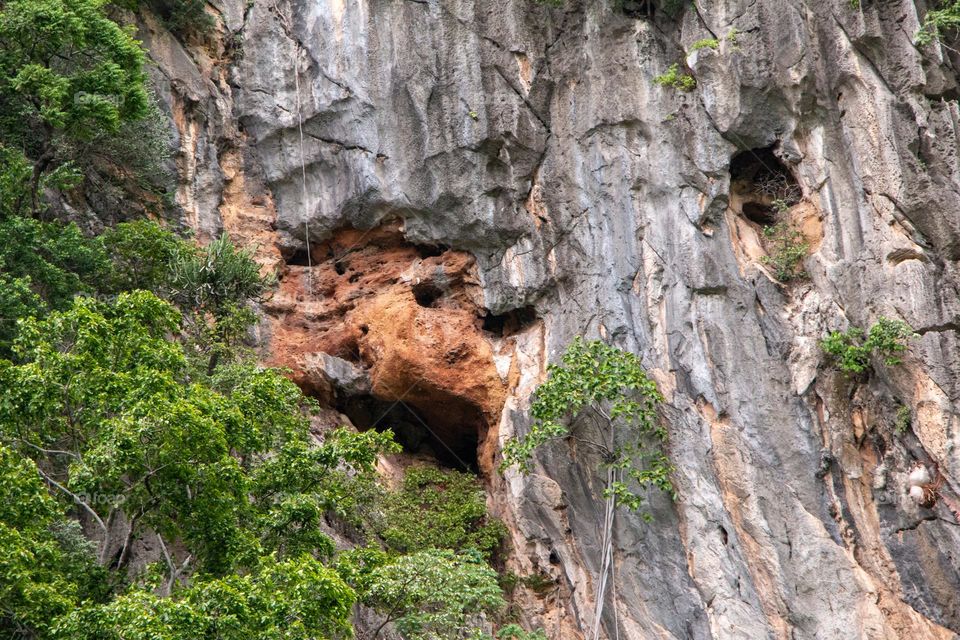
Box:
144 0 960 637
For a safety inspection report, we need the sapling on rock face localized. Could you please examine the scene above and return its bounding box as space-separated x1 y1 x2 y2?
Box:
501 337 673 508
500 337 673 640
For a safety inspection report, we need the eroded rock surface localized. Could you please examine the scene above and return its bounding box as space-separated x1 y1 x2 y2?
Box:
145 0 960 637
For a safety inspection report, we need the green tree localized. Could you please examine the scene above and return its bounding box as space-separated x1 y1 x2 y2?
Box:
0 291 394 579
0 446 105 638
99 219 185 294
0 152 111 353
501 337 672 509
0 0 149 212
361 549 504 640
56 554 355 640
501 337 672 640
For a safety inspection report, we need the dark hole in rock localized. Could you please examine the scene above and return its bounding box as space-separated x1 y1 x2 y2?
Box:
417 243 449 259
348 273 361 283
285 247 313 266
730 146 801 223
339 393 480 473
412 282 443 308
548 550 560 565
719 525 729 546
333 260 347 275
620 0 655 18
482 305 538 337
742 202 777 226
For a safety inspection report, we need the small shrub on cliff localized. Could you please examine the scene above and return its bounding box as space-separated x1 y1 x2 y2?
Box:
895 404 912 435
820 317 916 374
760 222 808 282
654 64 697 92
689 38 719 52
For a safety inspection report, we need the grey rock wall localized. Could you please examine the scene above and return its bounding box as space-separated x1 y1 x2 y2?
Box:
148 0 960 637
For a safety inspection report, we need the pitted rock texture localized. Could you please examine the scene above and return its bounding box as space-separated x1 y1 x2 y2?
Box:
264 221 509 471
148 0 960 637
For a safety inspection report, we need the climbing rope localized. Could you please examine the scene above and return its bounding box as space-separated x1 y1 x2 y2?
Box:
293 50 312 294
276 1 313 297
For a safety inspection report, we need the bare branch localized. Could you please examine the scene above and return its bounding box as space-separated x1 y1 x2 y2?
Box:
36 467 106 532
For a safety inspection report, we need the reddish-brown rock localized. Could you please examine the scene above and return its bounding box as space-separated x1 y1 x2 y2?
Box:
264 220 506 472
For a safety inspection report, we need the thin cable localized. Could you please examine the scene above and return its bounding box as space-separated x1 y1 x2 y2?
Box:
294 47 312 296
280 0 313 298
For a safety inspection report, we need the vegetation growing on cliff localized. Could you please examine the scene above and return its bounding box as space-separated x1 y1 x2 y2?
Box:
653 63 697 91
820 317 916 374
376 465 507 559
917 0 960 44
501 337 672 640
0 2 549 639
0 0 149 212
761 221 808 282
502 337 673 510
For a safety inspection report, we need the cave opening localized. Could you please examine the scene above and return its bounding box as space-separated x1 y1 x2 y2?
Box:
416 243 450 259
412 282 443 308
284 247 313 266
619 0 655 18
482 305 538 337
338 393 481 473
729 146 801 225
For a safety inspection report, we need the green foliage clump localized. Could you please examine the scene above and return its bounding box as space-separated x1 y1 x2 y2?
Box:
654 64 696 92
0 0 149 209
377 465 507 560
492 626 549 640
99 219 185 293
55 554 355 640
760 222 808 282
153 0 214 36
0 447 106 637
116 0 215 37
502 337 672 512
170 233 272 315
916 0 960 44
895 404 912 435
820 317 916 374
0 291 399 577
168 233 275 374
0 154 111 352
359 549 504 640
690 38 720 52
